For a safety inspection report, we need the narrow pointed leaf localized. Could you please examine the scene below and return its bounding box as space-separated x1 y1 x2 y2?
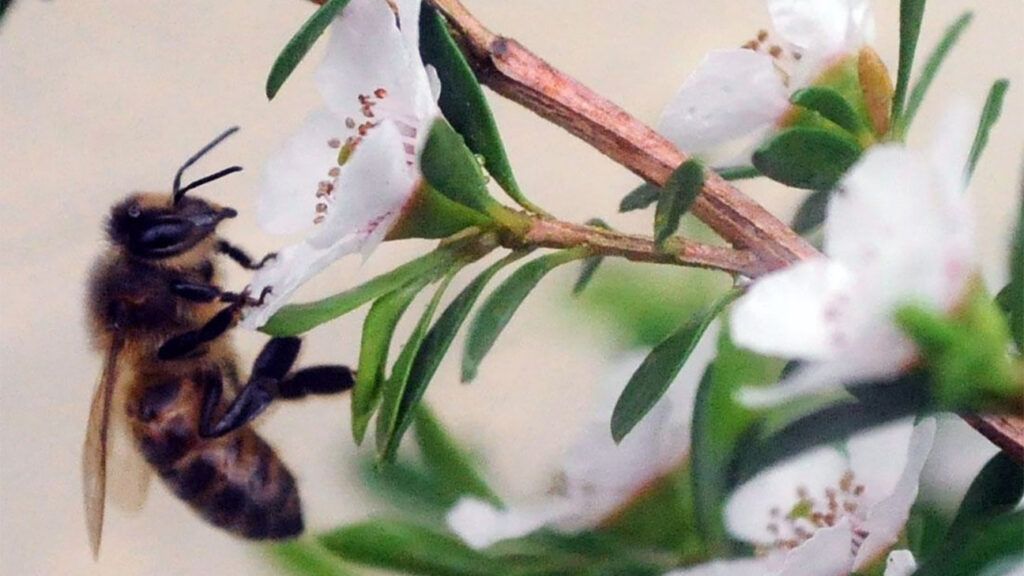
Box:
611 289 739 443
419 6 539 213
414 405 503 506
1007 181 1024 351
573 219 610 296
791 86 867 136
271 540 358 576
893 0 928 121
791 190 831 235
913 511 1024 576
654 160 705 246
753 127 862 190
376 272 457 460
946 452 1024 538
966 79 1009 180
462 249 588 382
716 165 761 181
896 12 973 137
266 0 351 99
319 519 506 576
421 119 498 216
261 248 455 336
386 252 527 455
620 182 661 212
351 279 430 444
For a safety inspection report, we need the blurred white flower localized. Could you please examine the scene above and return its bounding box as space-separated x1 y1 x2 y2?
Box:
667 418 935 576
731 108 975 406
657 0 876 162
446 325 720 549
242 0 440 329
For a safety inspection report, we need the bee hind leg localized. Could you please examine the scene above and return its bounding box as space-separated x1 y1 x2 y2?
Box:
199 338 354 439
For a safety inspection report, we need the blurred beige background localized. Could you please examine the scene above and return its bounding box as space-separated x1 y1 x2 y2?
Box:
1 1 1021 574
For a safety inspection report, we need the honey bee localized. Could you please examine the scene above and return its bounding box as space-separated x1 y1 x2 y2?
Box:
83 127 354 557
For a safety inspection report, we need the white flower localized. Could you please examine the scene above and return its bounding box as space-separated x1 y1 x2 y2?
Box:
657 0 875 162
242 0 440 329
446 325 720 549
667 418 935 576
731 108 975 406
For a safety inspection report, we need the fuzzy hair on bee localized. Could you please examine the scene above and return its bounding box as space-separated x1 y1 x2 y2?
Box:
83 127 355 558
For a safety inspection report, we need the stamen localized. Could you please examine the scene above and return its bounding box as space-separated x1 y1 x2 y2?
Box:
327 138 341 149
345 117 356 129
374 87 388 98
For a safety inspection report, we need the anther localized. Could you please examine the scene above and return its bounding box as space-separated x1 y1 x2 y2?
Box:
345 117 356 129
374 87 388 98
327 138 341 149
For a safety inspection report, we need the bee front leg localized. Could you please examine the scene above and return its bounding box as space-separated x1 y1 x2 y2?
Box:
217 239 277 270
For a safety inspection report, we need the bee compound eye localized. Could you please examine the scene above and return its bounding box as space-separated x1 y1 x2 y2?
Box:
128 204 142 218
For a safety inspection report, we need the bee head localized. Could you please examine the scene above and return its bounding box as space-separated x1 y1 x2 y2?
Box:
107 126 243 260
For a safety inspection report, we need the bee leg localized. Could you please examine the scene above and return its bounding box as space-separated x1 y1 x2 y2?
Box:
277 366 355 399
158 304 238 360
217 239 277 270
170 280 223 303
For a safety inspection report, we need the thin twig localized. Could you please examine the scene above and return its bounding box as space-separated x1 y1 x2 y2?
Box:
521 218 765 277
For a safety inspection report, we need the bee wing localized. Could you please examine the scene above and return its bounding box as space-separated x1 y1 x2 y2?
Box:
83 334 124 559
106 377 152 513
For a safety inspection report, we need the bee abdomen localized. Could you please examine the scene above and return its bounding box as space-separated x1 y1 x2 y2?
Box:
130 377 303 539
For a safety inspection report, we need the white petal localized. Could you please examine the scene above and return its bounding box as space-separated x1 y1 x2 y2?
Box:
846 420 915 509
309 120 415 253
258 108 345 235
884 550 918 576
854 418 936 570
657 49 789 156
725 445 849 545
239 236 361 330
316 0 432 129
665 558 771 576
732 258 855 360
768 0 869 56
777 519 856 576
445 497 576 550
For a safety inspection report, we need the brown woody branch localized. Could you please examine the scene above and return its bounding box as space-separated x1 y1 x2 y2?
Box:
310 0 1024 458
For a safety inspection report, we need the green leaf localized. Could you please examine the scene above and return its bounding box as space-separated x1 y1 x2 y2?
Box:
271 540 358 576
462 249 587 382
611 289 740 443
893 0 929 122
573 219 610 296
732 372 932 486
791 86 867 136
654 160 705 246
1011 181 1024 350
896 12 974 138
965 79 1009 181
261 248 455 336
752 127 862 190
913 511 1024 576
946 452 1024 537
359 457 453 513
620 182 661 212
419 6 539 214
265 0 351 100
690 327 784 555
393 252 527 441
715 165 761 181
351 279 429 444
376 272 457 460
414 404 503 506
421 118 499 216
319 519 506 576
791 189 831 235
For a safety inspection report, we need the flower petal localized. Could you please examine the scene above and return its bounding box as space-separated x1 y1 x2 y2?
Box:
239 236 361 329
445 497 577 550
854 418 936 570
731 258 855 360
725 445 849 545
846 420 915 510
776 519 855 576
316 0 432 129
657 49 789 156
309 119 415 254
258 108 346 235
768 0 872 56
884 550 918 576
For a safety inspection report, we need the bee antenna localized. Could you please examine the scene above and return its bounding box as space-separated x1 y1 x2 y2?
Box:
172 126 242 204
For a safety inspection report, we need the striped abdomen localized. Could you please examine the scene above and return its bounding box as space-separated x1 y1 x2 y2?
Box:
127 372 303 539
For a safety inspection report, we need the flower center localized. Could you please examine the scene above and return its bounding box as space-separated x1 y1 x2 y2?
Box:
742 29 803 85
760 470 868 554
